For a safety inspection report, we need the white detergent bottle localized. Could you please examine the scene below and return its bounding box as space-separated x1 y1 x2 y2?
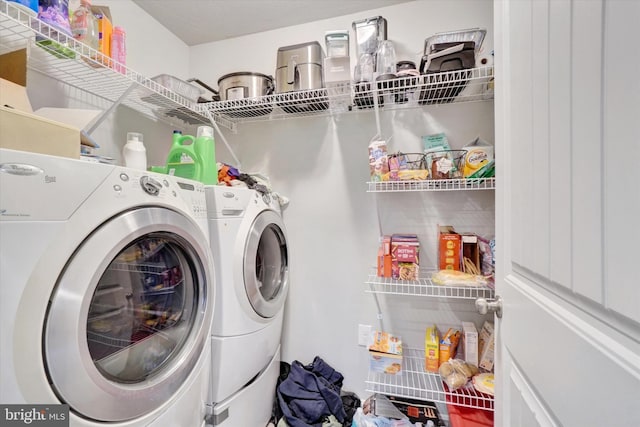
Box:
123 132 147 170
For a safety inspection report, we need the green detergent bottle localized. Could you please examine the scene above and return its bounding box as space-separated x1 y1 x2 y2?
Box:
194 125 217 185
150 126 217 184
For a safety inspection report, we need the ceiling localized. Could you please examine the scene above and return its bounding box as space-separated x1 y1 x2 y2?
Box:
133 0 413 46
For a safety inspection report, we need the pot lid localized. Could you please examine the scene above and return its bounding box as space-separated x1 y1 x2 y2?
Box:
217 72 273 84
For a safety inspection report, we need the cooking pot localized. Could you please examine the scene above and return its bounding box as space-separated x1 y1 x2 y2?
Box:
217 72 274 101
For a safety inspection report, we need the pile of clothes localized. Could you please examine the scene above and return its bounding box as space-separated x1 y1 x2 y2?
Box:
273 357 359 427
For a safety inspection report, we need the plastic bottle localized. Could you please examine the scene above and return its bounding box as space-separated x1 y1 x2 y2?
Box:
194 125 217 185
111 26 126 73
123 132 147 170
70 0 99 52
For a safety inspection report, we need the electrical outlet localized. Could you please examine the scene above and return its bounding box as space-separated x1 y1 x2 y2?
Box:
358 324 372 347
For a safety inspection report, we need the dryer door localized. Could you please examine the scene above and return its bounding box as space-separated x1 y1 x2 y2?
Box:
244 210 289 318
44 207 213 422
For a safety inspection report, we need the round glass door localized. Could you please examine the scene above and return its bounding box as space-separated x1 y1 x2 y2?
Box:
244 210 289 318
45 207 212 422
87 233 198 383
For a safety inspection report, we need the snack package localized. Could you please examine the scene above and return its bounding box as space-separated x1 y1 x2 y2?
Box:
439 328 461 365
369 330 403 375
438 358 479 391
424 325 440 373
473 373 495 396
368 139 390 181
431 269 488 287
422 132 450 154
462 137 494 178
391 234 419 280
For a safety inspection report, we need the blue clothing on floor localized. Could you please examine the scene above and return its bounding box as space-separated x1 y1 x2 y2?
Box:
277 357 347 427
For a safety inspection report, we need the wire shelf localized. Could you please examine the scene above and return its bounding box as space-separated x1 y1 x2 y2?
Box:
0 1 209 127
367 177 495 192
198 67 494 130
366 273 494 299
366 347 494 411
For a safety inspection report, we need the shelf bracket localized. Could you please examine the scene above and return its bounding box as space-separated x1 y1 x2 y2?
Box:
83 82 139 136
204 109 242 169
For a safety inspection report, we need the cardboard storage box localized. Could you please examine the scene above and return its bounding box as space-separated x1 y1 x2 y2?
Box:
369 331 403 375
0 107 80 159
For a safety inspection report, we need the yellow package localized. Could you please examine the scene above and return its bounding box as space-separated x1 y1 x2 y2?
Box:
462 137 494 177
424 326 440 373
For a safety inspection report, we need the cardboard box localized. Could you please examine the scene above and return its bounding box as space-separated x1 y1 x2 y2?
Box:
391 234 419 280
424 325 440 373
91 5 113 58
478 321 495 372
386 396 442 425
368 331 403 375
461 233 481 274
0 77 32 113
462 321 479 366
0 107 80 159
438 225 461 271
377 235 392 278
0 48 27 87
439 327 461 365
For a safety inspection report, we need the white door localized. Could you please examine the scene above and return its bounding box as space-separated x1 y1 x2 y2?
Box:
494 0 640 425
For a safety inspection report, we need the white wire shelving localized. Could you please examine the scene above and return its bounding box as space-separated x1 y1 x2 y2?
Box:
367 177 495 192
366 347 494 411
0 0 209 128
197 67 494 132
365 272 494 299
1 1 493 134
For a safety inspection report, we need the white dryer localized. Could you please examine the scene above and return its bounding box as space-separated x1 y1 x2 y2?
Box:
205 185 289 425
0 148 215 427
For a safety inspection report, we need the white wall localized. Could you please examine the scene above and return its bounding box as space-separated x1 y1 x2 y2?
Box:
187 0 495 401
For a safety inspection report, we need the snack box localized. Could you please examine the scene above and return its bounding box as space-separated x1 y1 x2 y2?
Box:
439 327 461 365
424 325 440 373
461 321 479 367
478 321 495 372
377 235 392 278
438 225 461 271
391 234 420 280
369 330 403 375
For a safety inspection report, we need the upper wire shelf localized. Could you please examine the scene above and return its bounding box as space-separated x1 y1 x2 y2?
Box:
367 177 495 192
198 67 494 131
366 272 494 299
0 0 209 128
366 347 494 411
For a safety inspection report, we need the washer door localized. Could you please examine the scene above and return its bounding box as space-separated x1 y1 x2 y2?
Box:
45 207 213 422
244 210 289 318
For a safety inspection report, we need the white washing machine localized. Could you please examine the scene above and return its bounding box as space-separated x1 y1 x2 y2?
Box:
0 148 215 427
205 186 289 426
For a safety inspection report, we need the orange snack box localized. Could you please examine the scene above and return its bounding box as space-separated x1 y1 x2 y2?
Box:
439 328 461 365
438 226 461 271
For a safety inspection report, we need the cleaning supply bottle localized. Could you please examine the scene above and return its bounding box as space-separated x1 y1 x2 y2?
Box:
123 132 147 170
111 26 126 73
194 125 217 185
70 0 99 52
